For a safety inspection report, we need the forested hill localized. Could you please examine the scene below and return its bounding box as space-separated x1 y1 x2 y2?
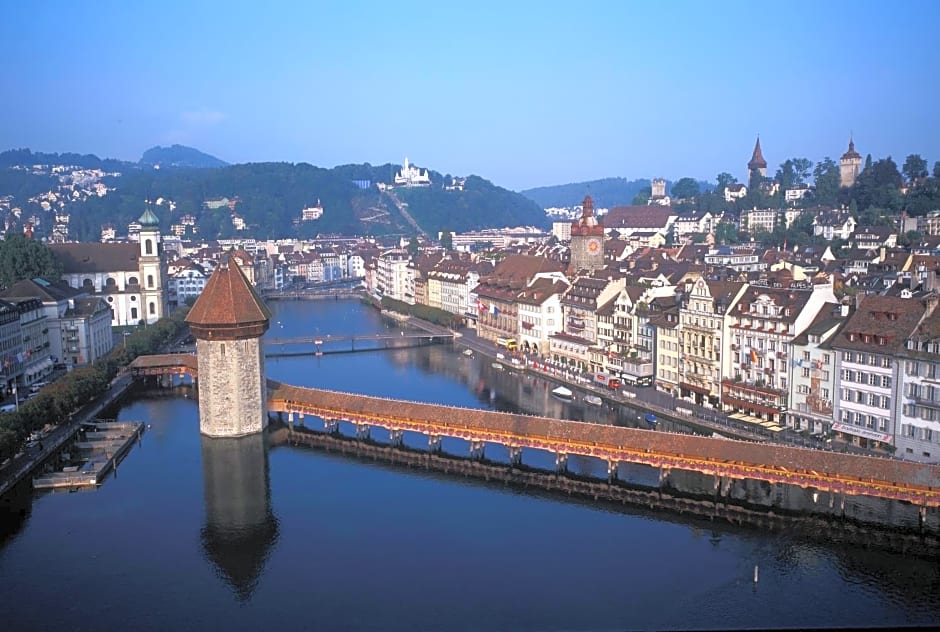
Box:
0 152 546 240
521 177 656 209
139 145 228 168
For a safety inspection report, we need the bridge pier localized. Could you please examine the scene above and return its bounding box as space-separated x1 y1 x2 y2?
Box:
428 435 442 454
607 459 619 483
508 446 523 468
469 440 485 461
721 476 733 497
287 411 295 426
355 423 370 441
555 452 568 473
389 429 404 447
324 419 340 435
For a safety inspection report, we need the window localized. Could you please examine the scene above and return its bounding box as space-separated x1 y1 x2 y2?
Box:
131 307 138 320
801 367 810 378
881 375 891 388
145 239 153 255
881 357 891 368
147 275 154 288
802 351 811 362
149 302 155 315
823 354 830 365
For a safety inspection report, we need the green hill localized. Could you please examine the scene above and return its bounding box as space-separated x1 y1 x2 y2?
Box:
139 144 228 168
521 177 656 209
0 152 546 240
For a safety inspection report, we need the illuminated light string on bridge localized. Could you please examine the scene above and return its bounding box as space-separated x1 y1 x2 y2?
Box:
126 354 940 508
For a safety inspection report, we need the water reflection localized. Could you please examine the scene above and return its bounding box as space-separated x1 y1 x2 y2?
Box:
199 433 279 601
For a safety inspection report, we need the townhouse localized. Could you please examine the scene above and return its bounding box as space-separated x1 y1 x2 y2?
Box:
723 280 837 425
678 278 748 407
830 295 925 451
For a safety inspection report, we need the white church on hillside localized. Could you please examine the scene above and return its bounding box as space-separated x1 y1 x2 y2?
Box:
394 157 431 187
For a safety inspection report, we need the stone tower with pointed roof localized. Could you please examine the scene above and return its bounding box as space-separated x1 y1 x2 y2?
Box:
138 208 167 324
840 135 862 188
186 255 272 437
747 137 767 178
569 195 605 275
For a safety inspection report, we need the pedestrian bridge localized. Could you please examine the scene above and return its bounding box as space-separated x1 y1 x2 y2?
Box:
127 353 940 508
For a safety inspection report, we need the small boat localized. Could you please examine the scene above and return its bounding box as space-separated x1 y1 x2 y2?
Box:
645 413 658 426
551 386 574 401
491 362 504 370
462 349 473 357
584 394 603 406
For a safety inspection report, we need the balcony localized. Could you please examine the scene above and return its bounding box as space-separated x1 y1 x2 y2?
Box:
908 394 940 410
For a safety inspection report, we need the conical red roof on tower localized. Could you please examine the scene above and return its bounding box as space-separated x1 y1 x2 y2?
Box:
186 254 271 340
748 137 767 170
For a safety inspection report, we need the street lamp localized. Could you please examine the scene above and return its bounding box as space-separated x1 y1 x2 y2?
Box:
122 331 131 349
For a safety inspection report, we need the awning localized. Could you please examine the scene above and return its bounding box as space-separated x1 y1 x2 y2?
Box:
831 422 891 443
680 382 711 396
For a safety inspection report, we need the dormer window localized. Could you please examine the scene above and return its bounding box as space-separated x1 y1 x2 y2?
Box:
848 333 856 342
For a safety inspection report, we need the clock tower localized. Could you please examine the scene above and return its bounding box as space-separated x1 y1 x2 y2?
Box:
569 195 605 275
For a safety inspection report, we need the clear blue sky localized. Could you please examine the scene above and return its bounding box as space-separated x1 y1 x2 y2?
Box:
1 1 938 191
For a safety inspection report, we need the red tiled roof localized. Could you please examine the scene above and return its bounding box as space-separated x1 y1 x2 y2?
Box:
185 255 271 339
605 206 674 230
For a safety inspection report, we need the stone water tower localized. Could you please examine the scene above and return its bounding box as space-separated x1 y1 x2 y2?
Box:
185 255 272 437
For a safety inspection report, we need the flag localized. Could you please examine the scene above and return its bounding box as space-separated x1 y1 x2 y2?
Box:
750 349 758 363
489 303 497 315
477 300 487 312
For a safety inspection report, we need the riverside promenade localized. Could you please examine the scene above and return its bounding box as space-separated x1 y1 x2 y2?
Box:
0 373 136 498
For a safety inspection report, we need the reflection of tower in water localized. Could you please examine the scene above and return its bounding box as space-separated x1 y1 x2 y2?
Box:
200 434 279 602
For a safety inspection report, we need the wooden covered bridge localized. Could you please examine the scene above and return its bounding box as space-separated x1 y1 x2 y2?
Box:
127 353 940 508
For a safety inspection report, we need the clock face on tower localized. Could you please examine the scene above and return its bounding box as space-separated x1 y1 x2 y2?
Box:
587 238 601 253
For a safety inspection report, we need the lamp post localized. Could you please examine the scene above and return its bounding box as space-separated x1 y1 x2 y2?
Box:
122 330 131 349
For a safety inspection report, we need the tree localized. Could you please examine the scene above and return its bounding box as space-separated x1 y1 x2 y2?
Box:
715 172 737 193
670 177 700 200
407 236 419 257
791 158 813 186
902 154 928 185
440 230 453 250
632 186 651 205
813 158 840 206
0 232 61 287
713 220 741 245
934 162 940 179
775 160 796 192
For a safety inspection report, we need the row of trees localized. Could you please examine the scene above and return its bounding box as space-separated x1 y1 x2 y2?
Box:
668 151 940 228
0 309 189 462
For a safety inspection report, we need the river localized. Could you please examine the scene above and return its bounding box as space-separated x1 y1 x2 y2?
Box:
0 299 938 631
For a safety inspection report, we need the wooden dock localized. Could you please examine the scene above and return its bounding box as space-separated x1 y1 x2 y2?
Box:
33 421 144 490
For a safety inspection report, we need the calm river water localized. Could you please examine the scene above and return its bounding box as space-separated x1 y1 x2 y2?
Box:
1 300 938 631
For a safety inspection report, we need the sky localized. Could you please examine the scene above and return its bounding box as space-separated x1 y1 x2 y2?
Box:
1 1 939 191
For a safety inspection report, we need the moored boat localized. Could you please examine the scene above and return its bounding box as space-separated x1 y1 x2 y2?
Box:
551 386 574 401
584 394 603 406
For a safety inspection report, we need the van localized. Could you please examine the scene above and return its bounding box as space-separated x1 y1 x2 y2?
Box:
0 404 17 413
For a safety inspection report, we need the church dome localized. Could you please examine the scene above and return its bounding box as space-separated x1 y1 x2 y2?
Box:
138 208 160 227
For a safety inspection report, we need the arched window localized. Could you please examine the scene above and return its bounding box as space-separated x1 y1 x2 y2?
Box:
82 278 94 291
147 275 154 288
145 239 153 255
105 277 117 290
128 276 139 286
131 307 138 320
149 302 155 315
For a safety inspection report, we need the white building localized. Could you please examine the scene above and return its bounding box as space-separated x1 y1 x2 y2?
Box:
394 157 431 187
